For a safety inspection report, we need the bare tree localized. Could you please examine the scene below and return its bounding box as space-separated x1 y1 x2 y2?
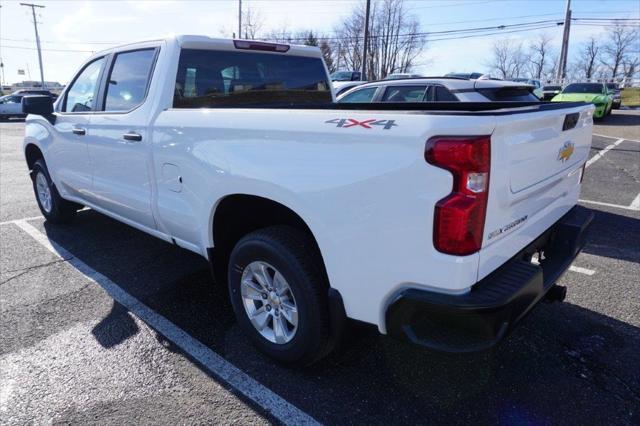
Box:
544 53 560 82
241 7 264 39
303 31 319 47
576 37 601 80
527 34 554 79
488 39 527 79
320 40 336 73
622 56 640 85
601 24 638 79
333 0 427 80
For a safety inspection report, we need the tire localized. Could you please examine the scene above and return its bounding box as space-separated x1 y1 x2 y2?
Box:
228 226 331 365
32 159 77 223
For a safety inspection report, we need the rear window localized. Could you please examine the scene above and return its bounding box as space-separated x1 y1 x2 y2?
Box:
563 83 603 94
477 87 539 102
174 49 331 108
543 85 562 91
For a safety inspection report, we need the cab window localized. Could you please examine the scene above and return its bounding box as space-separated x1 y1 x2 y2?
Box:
63 57 105 112
104 49 157 112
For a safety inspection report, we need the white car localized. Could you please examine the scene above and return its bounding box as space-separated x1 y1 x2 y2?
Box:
332 80 366 97
337 77 542 103
23 35 594 365
0 94 27 120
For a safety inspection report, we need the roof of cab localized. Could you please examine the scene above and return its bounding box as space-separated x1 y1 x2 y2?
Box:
87 35 322 59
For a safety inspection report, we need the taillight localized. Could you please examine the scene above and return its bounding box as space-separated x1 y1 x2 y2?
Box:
425 136 491 256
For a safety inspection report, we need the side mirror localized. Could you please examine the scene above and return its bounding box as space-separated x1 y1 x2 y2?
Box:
22 95 54 115
22 95 55 124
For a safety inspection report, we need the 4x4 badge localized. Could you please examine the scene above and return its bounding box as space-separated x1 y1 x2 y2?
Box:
325 118 397 129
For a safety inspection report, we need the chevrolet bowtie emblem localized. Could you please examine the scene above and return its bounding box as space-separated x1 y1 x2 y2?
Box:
557 141 575 163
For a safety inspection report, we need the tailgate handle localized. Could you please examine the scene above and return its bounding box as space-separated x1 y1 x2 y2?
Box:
562 113 579 131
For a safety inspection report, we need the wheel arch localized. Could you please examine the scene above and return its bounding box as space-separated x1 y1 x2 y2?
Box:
24 143 45 172
208 194 330 287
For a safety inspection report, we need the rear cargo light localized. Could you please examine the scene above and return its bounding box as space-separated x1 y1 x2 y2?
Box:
425 136 491 256
233 40 290 52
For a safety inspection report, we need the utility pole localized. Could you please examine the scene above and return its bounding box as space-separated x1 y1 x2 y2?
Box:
556 0 571 83
20 3 46 89
238 0 242 39
361 0 371 80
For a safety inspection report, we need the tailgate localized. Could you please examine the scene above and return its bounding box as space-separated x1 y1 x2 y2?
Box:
478 104 594 280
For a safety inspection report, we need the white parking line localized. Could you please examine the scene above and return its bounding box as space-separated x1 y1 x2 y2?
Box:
0 215 44 226
579 198 640 211
586 138 625 168
569 265 596 276
11 219 320 426
592 133 640 143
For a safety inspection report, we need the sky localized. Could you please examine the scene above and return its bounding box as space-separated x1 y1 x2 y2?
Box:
0 0 638 86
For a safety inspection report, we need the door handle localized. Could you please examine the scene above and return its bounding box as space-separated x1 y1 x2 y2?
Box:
72 127 86 136
123 132 142 142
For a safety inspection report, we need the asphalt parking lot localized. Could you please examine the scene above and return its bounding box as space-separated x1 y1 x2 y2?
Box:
1 113 639 424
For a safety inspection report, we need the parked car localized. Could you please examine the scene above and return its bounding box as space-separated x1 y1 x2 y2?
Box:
606 83 622 109
552 82 613 119
445 72 485 79
332 80 367 97
542 85 563 101
0 94 27 120
337 77 541 103
510 78 543 99
383 73 424 80
23 35 594 365
330 71 362 82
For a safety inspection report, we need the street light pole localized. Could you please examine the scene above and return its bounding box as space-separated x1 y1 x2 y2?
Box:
361 0 371 80
556 0 571 83
20 3 46 89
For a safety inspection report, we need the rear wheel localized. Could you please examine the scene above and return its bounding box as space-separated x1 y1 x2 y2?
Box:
32 159 78 223
228 226 331 365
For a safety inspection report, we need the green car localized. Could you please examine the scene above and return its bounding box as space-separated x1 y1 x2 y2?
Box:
551 82 614 119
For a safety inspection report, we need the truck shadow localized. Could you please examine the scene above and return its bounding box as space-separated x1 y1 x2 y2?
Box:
40 209 639 424
581 207 640 264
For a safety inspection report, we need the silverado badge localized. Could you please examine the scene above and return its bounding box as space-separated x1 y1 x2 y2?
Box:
557 141 575 163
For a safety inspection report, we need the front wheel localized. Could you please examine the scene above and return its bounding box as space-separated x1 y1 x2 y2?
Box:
32 159 78 223
228 226 331 365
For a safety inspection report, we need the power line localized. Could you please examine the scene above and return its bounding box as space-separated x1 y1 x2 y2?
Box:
0 44 95 53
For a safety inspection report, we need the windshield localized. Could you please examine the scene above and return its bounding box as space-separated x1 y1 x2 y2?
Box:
606 83 618 90
543 86 562 91
330 72 354 81
563 83 603 94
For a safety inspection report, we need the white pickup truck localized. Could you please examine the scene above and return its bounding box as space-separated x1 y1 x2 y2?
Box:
23 35 594 365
